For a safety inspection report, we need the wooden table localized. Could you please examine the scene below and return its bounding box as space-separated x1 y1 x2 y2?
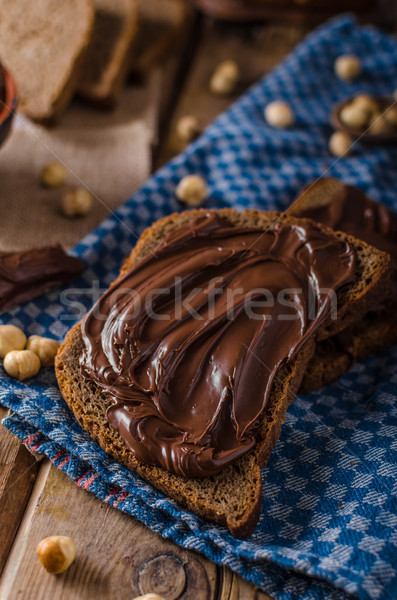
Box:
0 12 310 599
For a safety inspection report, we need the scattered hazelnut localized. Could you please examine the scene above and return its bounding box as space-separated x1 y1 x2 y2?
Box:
209 60 239 96
368 112 390 135
334 54 362 81
61 188 93 217
329 131 353 157
264 101 295 129
3 349 41 381
0 324 27 358
40 162 67 188
176 115 201 144
339 104 369 129
176 175 208 207
384 104 397 127
351 94 378 117
37 536 75 574
26 336 60 367
132 595 166 600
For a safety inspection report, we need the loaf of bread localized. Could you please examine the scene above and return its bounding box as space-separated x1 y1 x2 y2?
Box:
55 209 391 537
288 178 397 392
78 0 138 104
0 0 94 121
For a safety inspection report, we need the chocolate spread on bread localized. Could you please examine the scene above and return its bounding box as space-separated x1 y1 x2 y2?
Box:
292 183 397 270
0 244 83 312
80 213 357 478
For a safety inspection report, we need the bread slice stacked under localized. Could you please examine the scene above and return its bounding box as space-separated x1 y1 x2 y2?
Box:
0 0 94 121
78 0 138 105
288 179 397 392
55 208 392 537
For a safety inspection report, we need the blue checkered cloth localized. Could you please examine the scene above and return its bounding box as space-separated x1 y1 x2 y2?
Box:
1 14 397 600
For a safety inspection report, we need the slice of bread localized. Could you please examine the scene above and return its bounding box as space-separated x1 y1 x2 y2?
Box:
130 0 187 79
78 0 138 105
288 178 397 392
0 0 94 122
55 209 392 537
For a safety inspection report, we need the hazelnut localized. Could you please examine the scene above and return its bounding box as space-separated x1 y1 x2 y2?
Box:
334 54 362 81
384 104 397 127
329 131 353 157
368 112 390 135
132 595 166 600
3 349 41 381
339 104 369 129
176 175 208 207
37 536 75 574
209 60 239 96
264 101 295 129
176 115 201 144
61 188 93 217
351 94 379 117
40 162 67 188
0 324 27 358
26 335 60 367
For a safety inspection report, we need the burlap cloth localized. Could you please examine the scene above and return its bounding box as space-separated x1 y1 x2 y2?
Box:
0 73 161 252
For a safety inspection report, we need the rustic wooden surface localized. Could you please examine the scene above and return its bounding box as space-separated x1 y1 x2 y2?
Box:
0 10 310 600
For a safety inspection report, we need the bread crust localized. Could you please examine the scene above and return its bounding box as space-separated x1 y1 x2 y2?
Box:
55 208 392 537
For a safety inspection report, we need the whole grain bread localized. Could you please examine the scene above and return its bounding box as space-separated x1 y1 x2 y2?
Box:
0 0 94 122
288 178 397 392
78 0 138 105
55 209 392 537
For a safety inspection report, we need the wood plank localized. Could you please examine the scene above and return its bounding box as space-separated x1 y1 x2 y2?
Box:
0 408 40 576
155 18 307 167
0 463 218 600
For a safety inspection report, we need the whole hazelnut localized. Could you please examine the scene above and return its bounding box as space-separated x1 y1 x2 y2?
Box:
26 335 60 367
176 115 201 144
0 324 27 358
209 60 239 96
384 104 397 127
61 188 93 217
368 112 390 135
40 162 67 188
264 101 295 129
334 54 362 81
37 536 75 574
132 595 166 600
329 131 353 157
351 94 379 117
176 175 208 207
3 349 41 381
339 104 369 129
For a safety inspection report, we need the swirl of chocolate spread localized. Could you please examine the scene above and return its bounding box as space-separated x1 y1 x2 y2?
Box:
293 182 397 271
80 213 356 478
0 244 83 313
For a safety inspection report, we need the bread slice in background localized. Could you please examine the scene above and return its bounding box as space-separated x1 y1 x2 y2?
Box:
78 0 138 105
0 0 94 122
288 178 397 392
130 0 187 79
55 209 392 537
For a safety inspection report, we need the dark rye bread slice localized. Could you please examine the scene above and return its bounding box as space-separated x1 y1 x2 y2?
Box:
0 0 94 122
288 179 397 392
55 209 392 537
78 0 138 105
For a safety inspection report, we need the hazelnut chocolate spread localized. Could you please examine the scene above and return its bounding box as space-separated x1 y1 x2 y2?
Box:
292 182 397 271
80 213 357 478
0 244 83 313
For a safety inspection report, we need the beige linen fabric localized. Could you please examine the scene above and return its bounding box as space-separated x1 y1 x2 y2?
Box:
0 73 161 251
